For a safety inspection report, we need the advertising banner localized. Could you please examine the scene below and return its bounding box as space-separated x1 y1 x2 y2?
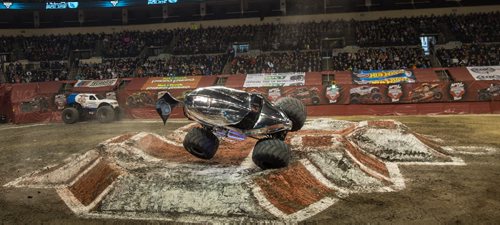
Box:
142 76 202 90
243 72 305 88
352 69 416 85
467 66 500 81
74 79 118 88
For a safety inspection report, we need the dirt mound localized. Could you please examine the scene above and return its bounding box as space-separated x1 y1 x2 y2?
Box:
4 118 465 223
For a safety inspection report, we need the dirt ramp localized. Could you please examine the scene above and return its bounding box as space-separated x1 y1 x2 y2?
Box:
4 119 466 223
255 162 333 215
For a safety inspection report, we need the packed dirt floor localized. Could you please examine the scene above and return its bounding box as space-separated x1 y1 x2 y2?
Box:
1 115 500 224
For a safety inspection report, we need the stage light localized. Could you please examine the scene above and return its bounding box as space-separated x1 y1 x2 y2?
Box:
110 0 119 7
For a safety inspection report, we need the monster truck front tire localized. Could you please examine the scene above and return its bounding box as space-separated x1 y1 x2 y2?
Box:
96 105 115 123
274 97 306 132
62 107 79 124
183 127 219 160
252 139 291 170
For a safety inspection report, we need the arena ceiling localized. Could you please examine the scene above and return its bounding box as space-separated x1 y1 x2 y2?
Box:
0 0 498 28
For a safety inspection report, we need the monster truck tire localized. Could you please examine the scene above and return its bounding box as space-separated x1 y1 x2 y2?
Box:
126 96 137 107
274 97 306 132
350 98 361 104
183 127 219 160
96 105 115 123
252 139 291 170
312 97 321 105
62 107 79 124
371 93 383 102
115 107 125 121
478 91 491 101
433 91 443 100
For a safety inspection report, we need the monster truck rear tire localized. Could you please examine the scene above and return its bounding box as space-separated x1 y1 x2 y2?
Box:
274 97 306 132
96 105 115 123
115 107 125 121
252 139 291 170
183 127 219 160
62 108 79 124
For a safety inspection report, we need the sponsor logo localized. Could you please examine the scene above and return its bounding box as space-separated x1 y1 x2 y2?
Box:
326 85 340 103
388 84 403 102
3 2 12 8
268 88 281 102
54 94 66 110
470 67 496 74
449 82 465 101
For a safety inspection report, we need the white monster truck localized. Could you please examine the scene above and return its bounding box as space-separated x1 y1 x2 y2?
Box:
61 93 124 124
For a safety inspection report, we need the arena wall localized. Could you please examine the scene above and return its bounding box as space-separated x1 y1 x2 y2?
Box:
2 67 499 124
0 5 498 36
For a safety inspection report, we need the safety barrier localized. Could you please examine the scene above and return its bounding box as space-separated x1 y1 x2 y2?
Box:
0 67 498 124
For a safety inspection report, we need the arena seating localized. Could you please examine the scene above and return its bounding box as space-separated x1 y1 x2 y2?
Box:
0 12 499 84
436 44 500 67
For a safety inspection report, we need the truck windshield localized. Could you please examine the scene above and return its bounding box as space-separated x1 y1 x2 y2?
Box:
95 94 105 100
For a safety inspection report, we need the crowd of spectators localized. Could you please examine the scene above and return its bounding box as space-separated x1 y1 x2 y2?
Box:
0 36 16 53
1 12 500 83
102 30 174 58
173 25 259 54
21 35 71 61
140 54 228 77
260 21 347 51
444 12 500 43
4 61 69 83
331 47 431 71
101 31 146 58
230 51 321 74
355 16 441 47
436 44 499 67
76 57 142 80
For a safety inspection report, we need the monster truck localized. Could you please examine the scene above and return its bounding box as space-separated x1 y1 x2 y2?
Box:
409 83 443 102
282 87 321 105
126 92 154 108
20 96 50 112
478 83 500 101
156 86 307 170
349 86 383 104
61 93 124 124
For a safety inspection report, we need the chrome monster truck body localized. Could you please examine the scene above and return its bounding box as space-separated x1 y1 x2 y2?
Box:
157 86 307 169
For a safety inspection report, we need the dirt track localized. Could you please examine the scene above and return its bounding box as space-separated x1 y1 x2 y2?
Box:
1 116 500 224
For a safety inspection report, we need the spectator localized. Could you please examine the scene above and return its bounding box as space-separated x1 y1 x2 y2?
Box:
445 12 500 43
77 57 143 80
355 16 441 47
230 51 321 74
331 47 431 71
437 44 500 67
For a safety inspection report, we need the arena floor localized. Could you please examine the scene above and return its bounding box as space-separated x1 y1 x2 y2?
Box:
1 115 500 224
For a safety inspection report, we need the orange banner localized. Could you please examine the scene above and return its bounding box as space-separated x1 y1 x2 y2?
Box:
141 76 202 90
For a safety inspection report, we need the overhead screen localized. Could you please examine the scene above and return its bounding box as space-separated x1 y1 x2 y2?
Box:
0 0 183 10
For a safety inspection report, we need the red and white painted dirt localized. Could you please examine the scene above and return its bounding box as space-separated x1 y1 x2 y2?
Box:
4 119 466 223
